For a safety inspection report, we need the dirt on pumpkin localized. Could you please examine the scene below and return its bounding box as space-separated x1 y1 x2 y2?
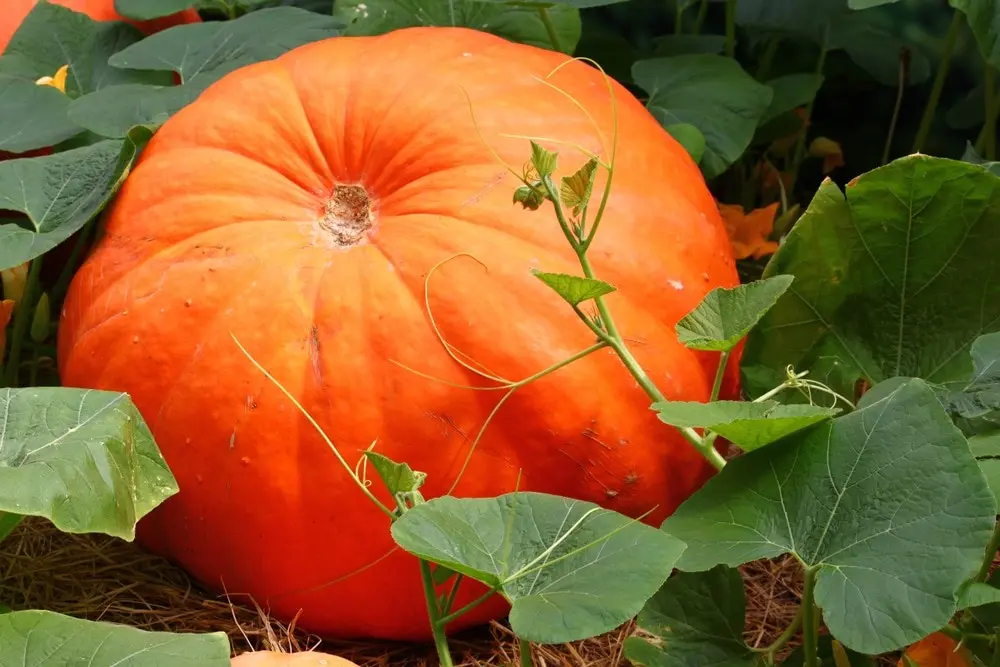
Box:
0 517 818 666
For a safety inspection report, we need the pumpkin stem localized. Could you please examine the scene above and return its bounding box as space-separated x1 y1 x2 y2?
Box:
320 184 375 247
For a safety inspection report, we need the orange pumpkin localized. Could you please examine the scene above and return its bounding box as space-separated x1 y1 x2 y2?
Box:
231 651 359 667
0 0 200 53
57 27 741 640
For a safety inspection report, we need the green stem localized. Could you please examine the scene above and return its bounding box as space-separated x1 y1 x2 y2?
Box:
520 638 532 667
419 560 455 667
440 573 464 615
693 0 708 35
986 66 998 161
3 258 43 388
51 219 98 304
539 176 724 470
28 348 39 387
753 604 804 661
0 512 23 544
913 9 962 153
792 26 830 171
724 0 738 59
756 36 781 82
674 0 684 35
538 8 564 53
975 520 1000 583
801 567 820 667
710 350 731 403
991 627 1000 667
436 589 498 627
881 49 908 166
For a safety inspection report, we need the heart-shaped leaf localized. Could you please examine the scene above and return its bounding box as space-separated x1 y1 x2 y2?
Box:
0 129 151 271
0 610 230 666
624 566 756 667
114 0 197 20
633 54 773 179
391 492 684 644
0 387 178 540
950 0 1000 68
743 155 1000 400
652 400 839 452
676 275 794 352
660 378 996 654
532 270 616 306
0 76 81 155
334 0 582 53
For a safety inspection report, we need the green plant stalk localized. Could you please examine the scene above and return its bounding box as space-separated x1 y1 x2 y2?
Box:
709 350 731 403
3 257 43 388
974 520 1000 583
538 8 564 53
752 603 803 662
986 66 998 161
882 51 908 166
520 637 532 667
51 218 99 304
801 567 820 667
419 559 455 667
724 0 738 58
913 9 963 153
992 626 1000 667
0 512 22 544
792 26 830 172
538 176 724 470
435 589 498 627
674 0 684 35
756 37 781 81
693 0 708 35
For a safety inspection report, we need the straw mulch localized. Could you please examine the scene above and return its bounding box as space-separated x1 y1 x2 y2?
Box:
0 517 810 666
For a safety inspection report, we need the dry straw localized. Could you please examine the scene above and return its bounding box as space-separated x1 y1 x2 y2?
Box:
0 517 815 666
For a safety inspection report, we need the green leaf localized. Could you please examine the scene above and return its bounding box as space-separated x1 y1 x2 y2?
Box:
950 0 1000 68
68 83 191 138
0 130 151 272
513 184 547 210
624 566 755 667
560 158 599 214
849 0 900 7
3 2 171 95
743 155 1000 400
958 582 1000 611
665 123 706 164
0 387 179 540
676 275 794 352
115 0 197 20
651 34 726 57
761 73 824 125
333 0 582 54
652 400 839 452
391 492 685 644
827 14 931 87
0 610 230 666
364 451 427 497
530 141 558 178
532 270 616 306
97 8 341 127
733 0 847 38
660 378 997 654
963 141 1000 176
936 333 1000 419
633 54 774 179
0 76 81 154
971 431 1000 506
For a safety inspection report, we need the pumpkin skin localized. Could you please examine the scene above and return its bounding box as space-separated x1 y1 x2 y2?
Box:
231 651 359 667
57 27 741 641
0 0 201 52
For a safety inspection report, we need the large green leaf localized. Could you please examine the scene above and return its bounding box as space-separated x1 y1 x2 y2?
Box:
0 387 178 540
760 73 825 125
660 378 996 654
936 333 1000 419
624 566 755 667
71 7 342 136
333 0 582 54
652 400 839 452
951 0 1000 68
732 0 847 37
633 54 773 179
2 2 171 95
827 13 930 87
0 75 81 154
742 155 1000 400
0 610 230 666
115 0 198 20
970 430 1000 506
676 275 794 352
0 130 150 271
391 492 684 644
